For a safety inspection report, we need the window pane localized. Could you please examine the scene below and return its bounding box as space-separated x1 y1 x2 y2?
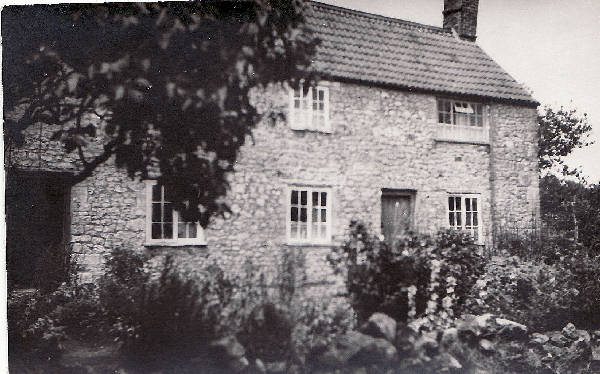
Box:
291 190 298 205
320 223 327 238
448 197 454 211
152 223 162 239
449 212 455 226
319 89 324 101
313 88 318 100
300 208 307 222
164 204 173 222
321 192 327 207
455 198 461 211
163 223 173 239
472 198 477 211
312 192 319 206
291 207 298 222
456 212 462 227
466 198 471 211
178 223 187 238
152 185 161 201
473 212 478 226
189 223 197 238
301 191 307 205
321 209 327 222
152 203 162 222
312 222 319 238
466 212 472 225
313 102 318 110
312 208 319 223
299 223 307 239
294 99 301 109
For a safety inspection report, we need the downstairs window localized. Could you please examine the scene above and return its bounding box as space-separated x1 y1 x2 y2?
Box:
448 194 483 244
145 181 206 245
287 186 332 244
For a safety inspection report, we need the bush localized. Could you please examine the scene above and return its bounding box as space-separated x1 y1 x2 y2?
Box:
292 297 356 362
98 248 238 370
329 220 486 328
7 289 65 360
467 247 600 332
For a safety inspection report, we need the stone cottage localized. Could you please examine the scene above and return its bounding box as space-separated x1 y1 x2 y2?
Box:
6 0 539 290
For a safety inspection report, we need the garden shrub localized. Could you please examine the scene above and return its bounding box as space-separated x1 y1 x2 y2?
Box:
98 248 240 370
328 220 486 328
292 297 356 364
466 247 600 332
238 302 294 363
7 289 66 360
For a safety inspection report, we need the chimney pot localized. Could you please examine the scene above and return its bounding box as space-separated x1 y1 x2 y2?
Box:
443 0 479 41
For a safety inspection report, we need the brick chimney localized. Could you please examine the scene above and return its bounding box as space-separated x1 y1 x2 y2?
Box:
443 0 479 41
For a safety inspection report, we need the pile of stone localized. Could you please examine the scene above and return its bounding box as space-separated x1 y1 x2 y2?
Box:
203 312 600 374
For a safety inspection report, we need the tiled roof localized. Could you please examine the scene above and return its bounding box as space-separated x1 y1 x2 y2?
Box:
306 2 538 107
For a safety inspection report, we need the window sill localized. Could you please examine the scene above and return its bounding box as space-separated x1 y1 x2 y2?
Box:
291 127 332 134
285 241 334 247
144 241 207 247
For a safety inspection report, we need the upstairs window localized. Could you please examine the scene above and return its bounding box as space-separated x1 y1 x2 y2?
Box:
448 194 483 244
287 186 331 244
289 84 330 132
145 181 206 245
438 98 484 127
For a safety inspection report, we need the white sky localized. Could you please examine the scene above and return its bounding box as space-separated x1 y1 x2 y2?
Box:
320 0 600 183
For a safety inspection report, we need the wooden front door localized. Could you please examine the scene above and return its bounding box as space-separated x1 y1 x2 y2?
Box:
381 190 414 246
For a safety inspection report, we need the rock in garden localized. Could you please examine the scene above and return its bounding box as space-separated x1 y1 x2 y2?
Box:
547 331 569 347
530 333 549 345
208 335 246 360
436 352 462 371
496 318 528 340
351 337 398 365
317 331 373 368
474 313 496 336
479 339 495 353
562 323 578 340
360 313 397 342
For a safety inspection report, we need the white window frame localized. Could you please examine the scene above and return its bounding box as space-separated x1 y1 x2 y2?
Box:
447 194 483 244
145 180 206 246
437 98 485 127
286 185 332 244
288 84 331 133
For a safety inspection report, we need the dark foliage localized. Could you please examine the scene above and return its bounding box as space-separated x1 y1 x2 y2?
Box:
238 302 294 363
98 248 238 370
329 220 486 323
540 174 600 254
3 1 318 225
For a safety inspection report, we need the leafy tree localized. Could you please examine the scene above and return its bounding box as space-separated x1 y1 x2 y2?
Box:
538 105 593 178
3 1 318 225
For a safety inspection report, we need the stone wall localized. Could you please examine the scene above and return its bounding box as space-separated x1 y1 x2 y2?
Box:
7 80 540 291
489 103 540 235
